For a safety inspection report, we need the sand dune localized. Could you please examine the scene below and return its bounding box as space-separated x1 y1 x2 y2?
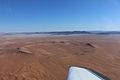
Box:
0 35 119 80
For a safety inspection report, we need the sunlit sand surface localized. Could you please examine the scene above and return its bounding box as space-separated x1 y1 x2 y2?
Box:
0 34 119 80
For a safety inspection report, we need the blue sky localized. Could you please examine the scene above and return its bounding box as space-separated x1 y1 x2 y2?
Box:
0 0 120 32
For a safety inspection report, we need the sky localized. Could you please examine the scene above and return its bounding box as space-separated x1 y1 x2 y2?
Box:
0 0 120 32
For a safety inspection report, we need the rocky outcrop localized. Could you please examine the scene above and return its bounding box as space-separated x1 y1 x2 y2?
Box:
17 47 32 54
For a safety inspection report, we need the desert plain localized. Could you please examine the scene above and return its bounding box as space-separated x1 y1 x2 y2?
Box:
0 34 120 80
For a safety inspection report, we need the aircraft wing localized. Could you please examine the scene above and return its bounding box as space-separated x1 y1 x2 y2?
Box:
67 66 110 80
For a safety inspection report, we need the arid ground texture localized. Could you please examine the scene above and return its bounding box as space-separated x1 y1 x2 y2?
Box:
0 35 120 80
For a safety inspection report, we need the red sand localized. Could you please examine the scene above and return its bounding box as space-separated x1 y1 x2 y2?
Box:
0 35 119 80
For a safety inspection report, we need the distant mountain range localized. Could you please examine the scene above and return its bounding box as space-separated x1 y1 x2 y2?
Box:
1 31 120 36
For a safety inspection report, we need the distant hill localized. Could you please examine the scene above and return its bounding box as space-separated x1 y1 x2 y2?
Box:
93 31 120 35
45 31 91 35
1 31 120 36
